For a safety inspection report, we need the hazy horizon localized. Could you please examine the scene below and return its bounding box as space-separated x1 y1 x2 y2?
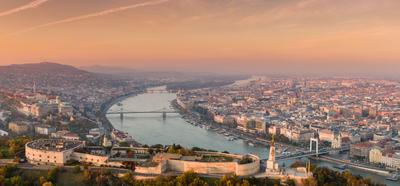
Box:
1 0 399 75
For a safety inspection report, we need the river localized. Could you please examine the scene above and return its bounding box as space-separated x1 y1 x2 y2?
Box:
106 86 396 185
106 90 269 159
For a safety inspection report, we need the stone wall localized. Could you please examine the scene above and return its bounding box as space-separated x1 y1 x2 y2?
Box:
166 154 260 176
135 161 166 175
235 154 260 176
168 160 237 175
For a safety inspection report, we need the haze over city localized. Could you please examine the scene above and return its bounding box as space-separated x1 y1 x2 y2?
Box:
1 1 400 186
0 0 399 75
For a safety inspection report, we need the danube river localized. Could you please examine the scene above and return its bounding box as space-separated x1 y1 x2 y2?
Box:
107 91 269 159
106 88 396 185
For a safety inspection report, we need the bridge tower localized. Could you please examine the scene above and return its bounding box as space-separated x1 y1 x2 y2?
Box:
162 111 166 120
309 137 319 157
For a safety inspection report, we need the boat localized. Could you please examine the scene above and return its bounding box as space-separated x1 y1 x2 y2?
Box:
248 142 255 147
333 164 347 170
386 173 399 181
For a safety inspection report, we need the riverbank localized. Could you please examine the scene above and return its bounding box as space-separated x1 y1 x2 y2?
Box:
99 89 146 132
171 98 304 155
311 155 390 176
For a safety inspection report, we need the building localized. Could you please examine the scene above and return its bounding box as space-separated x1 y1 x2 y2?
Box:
111 129 133 142
331 132 342 149
0 129 8 136
25 139 83 165
25 139 122 167
268 125 280 135
281 127 314 142
35 125 56 135
8 121 32 134
213 115 225 124
370 147 400 170
62 132 80 141
369 147 383 164
318 129 333 142
31 103 53 117
350 142 374 160
58 102 73 115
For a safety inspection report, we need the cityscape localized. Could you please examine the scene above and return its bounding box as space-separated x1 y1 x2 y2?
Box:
1 0 400 186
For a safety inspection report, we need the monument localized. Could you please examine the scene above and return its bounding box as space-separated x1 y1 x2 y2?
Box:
266 135 279 172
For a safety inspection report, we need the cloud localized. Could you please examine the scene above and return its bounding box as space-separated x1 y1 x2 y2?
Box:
0 0 50 17
10 0 170 35
237 0 327 25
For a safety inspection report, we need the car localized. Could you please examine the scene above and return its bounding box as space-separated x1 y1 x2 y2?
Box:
19 158 27 163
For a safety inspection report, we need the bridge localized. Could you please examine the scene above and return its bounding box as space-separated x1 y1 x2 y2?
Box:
107 108 178 120
146 89 171 94
260 136 350 161
261 147 349 161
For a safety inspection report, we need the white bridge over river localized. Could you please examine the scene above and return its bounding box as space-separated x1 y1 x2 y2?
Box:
261 137 350 161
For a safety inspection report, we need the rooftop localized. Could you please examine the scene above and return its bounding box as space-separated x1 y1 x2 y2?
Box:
26 139 82 152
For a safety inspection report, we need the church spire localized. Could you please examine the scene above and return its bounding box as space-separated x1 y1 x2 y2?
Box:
33 81 36 94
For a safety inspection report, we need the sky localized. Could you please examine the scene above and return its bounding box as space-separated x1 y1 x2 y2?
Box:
0 0 399 75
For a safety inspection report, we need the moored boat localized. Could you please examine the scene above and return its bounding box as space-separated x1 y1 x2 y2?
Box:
386 173 399 181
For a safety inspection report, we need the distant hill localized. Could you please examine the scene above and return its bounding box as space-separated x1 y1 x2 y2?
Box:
80 65 137 75
1 62 90 75
0 62 119 89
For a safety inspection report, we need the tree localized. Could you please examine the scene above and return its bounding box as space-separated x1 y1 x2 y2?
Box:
176 171 201 186
218 174 238 186
237 180 250 186
302 178 317 186
83 169 92 183
120 173 135 186
73 165 81 173
42 182 54 186
39 176 47 185
46 167 59 183
286 179 296 186
188 177 208 186
9 175 22 186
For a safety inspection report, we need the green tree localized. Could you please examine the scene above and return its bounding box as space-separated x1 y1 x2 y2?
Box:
218 174 238 186
46 167 59 183
176 171 201 186
120 172 135 186
9 175 22 186
73 165 81 173
188 177 208 186
42 181 54 186
39 176 47 185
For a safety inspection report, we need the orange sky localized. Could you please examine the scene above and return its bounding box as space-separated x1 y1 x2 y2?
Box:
0 0 399 73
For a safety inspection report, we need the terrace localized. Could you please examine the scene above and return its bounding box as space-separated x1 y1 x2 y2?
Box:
26 139 82 152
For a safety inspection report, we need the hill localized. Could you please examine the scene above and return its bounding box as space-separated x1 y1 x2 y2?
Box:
0 62 119 89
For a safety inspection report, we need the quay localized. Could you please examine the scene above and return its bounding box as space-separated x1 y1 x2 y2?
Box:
311 155 390 176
